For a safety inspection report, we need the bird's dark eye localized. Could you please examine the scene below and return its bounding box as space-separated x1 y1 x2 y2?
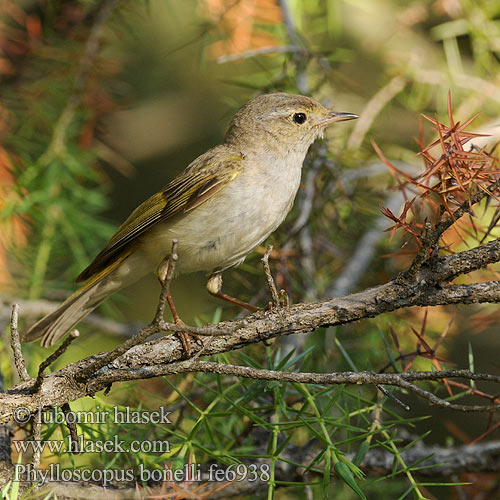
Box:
293 112 307 124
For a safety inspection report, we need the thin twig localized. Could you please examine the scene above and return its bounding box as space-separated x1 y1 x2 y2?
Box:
376 384 410 411
262 246 280 307
99 360 500 413
10 304 30 382
32 330 80 393
162 361 500 413
75 324 157 383
347 75 407 150
155 239 178 324
61 403 80 454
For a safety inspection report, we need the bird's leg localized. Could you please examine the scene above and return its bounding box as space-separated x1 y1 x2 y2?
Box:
157 244 200 356
206 272 261 312
157 250 191 355
165 291 200 356
166 291 182 324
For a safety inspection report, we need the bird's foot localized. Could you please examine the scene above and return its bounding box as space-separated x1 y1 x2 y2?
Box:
178 332 197 358
174 318 202 358
166 291 202 357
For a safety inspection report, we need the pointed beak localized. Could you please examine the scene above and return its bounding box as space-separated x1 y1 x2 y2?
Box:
322 111 358 126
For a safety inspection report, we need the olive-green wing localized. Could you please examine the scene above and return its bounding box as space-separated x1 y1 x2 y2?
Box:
76 152 243 282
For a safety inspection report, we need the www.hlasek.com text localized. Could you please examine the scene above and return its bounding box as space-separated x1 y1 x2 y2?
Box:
13 435 170 454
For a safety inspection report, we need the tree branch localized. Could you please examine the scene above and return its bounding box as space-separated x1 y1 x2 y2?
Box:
3 236 500 422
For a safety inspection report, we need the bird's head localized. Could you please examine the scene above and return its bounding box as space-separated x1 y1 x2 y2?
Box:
225 93 358 156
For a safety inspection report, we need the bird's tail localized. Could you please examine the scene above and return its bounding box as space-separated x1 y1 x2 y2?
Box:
23 281 105 347
23 252 132 347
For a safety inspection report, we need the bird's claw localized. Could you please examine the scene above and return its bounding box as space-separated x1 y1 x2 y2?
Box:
174 319 202 358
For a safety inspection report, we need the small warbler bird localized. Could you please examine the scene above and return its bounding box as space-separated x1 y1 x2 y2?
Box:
23 93 357 347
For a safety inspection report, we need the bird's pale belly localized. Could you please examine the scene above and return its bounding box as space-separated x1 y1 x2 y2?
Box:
140 165 301 275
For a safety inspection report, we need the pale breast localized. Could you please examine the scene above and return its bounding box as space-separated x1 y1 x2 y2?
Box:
142 153 304 274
